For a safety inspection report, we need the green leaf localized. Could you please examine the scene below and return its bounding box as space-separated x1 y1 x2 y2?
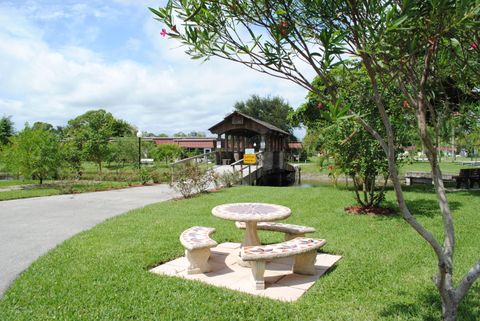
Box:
386 15 409 31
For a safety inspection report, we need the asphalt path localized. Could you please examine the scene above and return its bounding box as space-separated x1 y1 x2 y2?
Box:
0 184 179 295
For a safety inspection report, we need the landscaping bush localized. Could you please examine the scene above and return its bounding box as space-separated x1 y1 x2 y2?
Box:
192 169 215 193
217 170 241 188
149 169 163 184
170 164 216 198
139 168 152 185
57 182 75 194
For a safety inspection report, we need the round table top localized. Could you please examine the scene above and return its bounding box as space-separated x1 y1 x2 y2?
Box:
212 202 291 222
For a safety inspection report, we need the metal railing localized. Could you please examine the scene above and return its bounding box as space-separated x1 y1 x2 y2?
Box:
231 151 264 185
170 151 216 166
169 151 217 183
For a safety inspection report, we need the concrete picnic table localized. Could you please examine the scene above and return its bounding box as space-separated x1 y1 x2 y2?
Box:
212 202 291 266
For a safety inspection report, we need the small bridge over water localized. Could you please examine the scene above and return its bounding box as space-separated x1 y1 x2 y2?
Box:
171 112 298 186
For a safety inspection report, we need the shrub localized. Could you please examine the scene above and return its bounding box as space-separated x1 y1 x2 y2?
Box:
149 170 163 183
57 182 75 194
170 164 215 198
139 168 152 185
217 171 241 188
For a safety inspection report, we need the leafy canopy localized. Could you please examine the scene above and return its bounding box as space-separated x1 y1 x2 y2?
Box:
296 65 414 207
64 109 134 171
0 116 14 146
1 125 63 183
152 143 184 164
234 94 294 133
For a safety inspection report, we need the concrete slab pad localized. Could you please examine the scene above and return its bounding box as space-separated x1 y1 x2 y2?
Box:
315 253 342 269
217 242 241 249
150 242 341 302
278 272 319 290
262 283 306 302
150 263 186 276
167 256 190 268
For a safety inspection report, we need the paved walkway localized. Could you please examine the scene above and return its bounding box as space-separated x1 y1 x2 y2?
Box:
0 184 180 295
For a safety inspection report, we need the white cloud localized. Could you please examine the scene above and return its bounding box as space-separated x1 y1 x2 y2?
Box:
0 2 310 138
125 37 141 52
20 1 114 22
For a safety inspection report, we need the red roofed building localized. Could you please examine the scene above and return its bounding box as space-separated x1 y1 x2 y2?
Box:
288 142 303 149
149 137 216 153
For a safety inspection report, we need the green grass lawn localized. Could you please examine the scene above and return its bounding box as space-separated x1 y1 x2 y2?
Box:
0 185 478 320
0 188 62 201
0 179 36 188
297 157 480 176
399 161 480 174
0 181 139 201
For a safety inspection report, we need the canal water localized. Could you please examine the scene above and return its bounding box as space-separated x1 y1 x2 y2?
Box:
255 170 336 188
255 169 296 186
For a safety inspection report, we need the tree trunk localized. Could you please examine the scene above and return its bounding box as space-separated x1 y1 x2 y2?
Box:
362 181 367 204
352 176 364 206
359 54 465 320
367 176 375 207
441 294 457 321
452 127 456 161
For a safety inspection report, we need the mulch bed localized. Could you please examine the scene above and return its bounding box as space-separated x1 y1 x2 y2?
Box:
344 205 395 215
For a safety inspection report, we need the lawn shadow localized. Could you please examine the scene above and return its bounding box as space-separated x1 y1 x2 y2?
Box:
380 288 440 321
404 199 462 218
403 184 435 192
318 264 338 277
370 198 463 220
403 184 480 197
448 189 480 197
380 284 480 321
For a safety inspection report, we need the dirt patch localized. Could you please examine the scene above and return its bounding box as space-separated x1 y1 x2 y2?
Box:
344 205 395 216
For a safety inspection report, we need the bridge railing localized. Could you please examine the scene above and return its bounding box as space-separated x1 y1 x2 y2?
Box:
169 151 217 183
231 151 263 171
231 151 264 184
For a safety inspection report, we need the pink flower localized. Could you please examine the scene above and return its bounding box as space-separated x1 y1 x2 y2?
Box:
160 28 167 37
471 42 478 50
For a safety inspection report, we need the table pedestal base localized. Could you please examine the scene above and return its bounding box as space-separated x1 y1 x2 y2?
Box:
236 221 260 267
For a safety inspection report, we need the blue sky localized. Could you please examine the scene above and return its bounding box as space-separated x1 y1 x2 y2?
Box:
0 0 309 136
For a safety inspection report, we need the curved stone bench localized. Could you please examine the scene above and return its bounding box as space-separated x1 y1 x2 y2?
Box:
180 226 217 275
241 237 326 290
235 221 316 240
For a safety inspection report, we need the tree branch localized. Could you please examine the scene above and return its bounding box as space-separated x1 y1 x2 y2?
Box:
456 260 480 303
350 111 388 154
360 53 444 261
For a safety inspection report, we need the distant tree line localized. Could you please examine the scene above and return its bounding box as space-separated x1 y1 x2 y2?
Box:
0 109 196 183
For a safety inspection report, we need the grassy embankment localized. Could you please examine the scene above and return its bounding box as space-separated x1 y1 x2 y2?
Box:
0 181 140 201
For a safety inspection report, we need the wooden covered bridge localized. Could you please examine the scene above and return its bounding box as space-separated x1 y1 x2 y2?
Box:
168 111 299 185
209 111 296 185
